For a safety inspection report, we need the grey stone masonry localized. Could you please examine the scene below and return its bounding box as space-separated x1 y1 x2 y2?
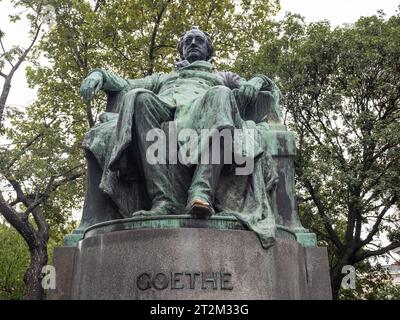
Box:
48 228 332 300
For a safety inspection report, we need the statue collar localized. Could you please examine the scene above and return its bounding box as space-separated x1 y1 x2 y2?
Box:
175 59 215 72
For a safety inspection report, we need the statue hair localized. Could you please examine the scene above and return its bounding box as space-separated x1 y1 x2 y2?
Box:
177 26 214 61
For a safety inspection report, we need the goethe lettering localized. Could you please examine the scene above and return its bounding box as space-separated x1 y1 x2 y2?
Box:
136 271 233 290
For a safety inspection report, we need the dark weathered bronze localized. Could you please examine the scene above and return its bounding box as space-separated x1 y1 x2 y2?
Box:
74 26 315 249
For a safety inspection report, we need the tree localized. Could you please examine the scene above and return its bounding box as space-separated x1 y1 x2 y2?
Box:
0 220 72 299
0 0 280 299
235 12 400 299
0 0 44 128
0 0 91 300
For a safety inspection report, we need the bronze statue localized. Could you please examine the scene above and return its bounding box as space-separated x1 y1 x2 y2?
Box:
77 26 311 249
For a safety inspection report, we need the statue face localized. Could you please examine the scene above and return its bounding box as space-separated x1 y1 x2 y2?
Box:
181 30 209 63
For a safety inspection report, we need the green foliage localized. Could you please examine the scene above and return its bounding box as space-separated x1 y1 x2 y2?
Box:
340 262 400 300
235 12 400 298
0 221 69 300
3 0 280 230
0 223 29 300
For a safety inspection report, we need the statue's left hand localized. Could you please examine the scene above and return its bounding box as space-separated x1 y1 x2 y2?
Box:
238 83 258 106
80 71 103 102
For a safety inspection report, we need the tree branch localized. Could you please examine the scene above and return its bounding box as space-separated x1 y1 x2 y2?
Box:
0 193 24 231
147 0 171 75
31 207 48 238
355 241 400 262
21 170 84 216
10 22 42 78
8 178 30 208
0 37 14 68
0 192 35 245
94 0 105 12
361 158 398 199
303 178 344 250
0 22 42 128
6 132 43 171
360 195 397 247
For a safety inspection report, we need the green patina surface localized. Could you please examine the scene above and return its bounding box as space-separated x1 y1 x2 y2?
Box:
63 215 314 247
295 232 317 247
73 28 317 251
64 233 84 247
261 130 296 156
79 61 284 249
64 97 317 249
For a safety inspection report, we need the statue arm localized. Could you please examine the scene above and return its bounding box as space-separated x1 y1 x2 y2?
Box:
87 68 160 93
86 68 129 92
247 75 282 124
248 74 281 103
233 74 282 124
216 71 282 123
238 74 281 104
218 71 278 94
125 73 162 92
239 74 276 92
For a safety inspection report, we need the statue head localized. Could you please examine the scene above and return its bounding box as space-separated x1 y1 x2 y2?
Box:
177 26 214 63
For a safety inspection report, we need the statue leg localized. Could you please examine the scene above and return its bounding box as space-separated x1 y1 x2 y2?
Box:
186 86 239 217
187 139 225 218
132 92 186 216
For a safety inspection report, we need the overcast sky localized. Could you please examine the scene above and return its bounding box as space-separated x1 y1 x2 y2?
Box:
0 0 399 108
277 0 399 25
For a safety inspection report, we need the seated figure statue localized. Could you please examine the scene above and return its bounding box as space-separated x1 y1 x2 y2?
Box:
77 26 312 249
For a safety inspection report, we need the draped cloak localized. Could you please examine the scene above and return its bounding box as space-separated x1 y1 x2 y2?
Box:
82 60 280 248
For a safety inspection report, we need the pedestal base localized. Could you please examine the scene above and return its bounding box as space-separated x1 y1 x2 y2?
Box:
48 228 331 300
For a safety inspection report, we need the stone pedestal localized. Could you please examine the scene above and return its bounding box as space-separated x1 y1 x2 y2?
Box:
48 226 331 300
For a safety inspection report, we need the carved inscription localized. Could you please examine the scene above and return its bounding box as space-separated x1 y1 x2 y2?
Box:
136 272 233 290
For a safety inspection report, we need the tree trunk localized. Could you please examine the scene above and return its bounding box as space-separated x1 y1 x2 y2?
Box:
0 76 12 129
23 241 48 300
331 271 344 300
330 258 351 300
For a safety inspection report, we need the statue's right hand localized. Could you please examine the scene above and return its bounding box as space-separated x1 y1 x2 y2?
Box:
80 71 103 101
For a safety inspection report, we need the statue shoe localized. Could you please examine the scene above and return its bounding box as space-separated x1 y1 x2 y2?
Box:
131 201 181 217
186 198 214 219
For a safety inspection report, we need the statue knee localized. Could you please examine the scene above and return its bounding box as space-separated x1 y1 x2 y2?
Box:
204 86 232 102
134 91 158 114
203 86 234 114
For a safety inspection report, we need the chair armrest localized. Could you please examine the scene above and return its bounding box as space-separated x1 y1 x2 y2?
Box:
243 91 283 124
106 91 118 112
